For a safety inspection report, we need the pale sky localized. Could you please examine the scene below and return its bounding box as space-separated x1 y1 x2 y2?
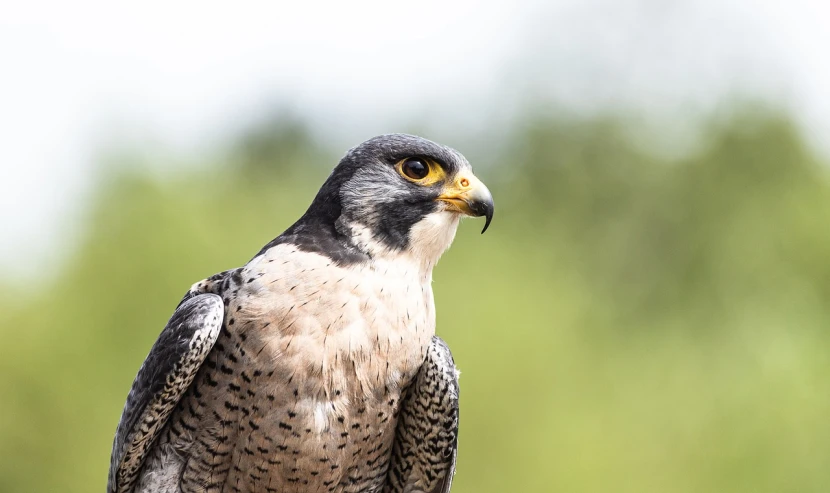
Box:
1 0 829 280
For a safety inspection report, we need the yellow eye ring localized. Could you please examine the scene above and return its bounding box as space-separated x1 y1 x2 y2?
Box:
396 157 447 186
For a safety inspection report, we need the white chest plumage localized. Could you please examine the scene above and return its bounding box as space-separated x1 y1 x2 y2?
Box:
137 245 440 493
136 211 462 493
236 244 436 431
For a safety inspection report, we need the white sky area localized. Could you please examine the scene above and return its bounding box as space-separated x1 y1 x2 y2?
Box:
1 0 829 280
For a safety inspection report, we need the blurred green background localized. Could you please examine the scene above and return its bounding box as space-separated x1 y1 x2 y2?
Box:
5 2 830 492
4 105 830 492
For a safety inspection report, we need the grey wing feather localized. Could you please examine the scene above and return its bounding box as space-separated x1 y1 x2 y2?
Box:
108 294 224 493
384 336 460 493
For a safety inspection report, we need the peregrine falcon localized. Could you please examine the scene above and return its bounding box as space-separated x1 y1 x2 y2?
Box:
108 134 494 493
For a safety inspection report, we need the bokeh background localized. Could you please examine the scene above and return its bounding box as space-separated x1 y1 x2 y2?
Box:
3 1 830 492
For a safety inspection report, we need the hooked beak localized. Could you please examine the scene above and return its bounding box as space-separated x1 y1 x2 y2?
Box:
436 171 495 233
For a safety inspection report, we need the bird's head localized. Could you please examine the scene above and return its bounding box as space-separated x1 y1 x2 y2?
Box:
300 134 493 269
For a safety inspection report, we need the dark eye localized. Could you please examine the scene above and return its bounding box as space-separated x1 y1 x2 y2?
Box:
401 158 429 180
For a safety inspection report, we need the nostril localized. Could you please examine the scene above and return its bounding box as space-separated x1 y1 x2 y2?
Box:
459 178 469 188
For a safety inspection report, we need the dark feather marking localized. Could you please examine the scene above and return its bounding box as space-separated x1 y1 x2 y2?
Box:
108 293 225 493
384 336 460 493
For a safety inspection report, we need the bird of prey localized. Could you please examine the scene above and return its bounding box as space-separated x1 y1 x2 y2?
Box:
108 134 494 493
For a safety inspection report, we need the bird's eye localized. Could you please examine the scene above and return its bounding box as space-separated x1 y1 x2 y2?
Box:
401 158 429 180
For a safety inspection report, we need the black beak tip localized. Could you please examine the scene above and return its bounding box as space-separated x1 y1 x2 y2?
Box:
481 213 492 234
463 189 495 234
477 202 494 234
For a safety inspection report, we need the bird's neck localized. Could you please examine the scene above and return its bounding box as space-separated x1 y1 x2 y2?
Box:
336 212 460 278
265 210 460 279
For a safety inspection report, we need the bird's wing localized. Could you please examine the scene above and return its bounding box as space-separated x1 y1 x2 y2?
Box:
108 293 224 493
385 336 460 493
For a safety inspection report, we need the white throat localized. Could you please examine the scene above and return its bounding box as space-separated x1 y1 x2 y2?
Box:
341 211 461 276
405 211 460 273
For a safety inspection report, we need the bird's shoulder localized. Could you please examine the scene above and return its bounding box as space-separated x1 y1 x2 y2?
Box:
178 246 319 304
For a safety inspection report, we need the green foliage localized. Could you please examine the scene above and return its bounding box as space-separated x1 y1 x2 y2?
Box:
3 109 830 492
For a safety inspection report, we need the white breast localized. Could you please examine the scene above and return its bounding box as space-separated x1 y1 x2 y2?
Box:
234 244 435 428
